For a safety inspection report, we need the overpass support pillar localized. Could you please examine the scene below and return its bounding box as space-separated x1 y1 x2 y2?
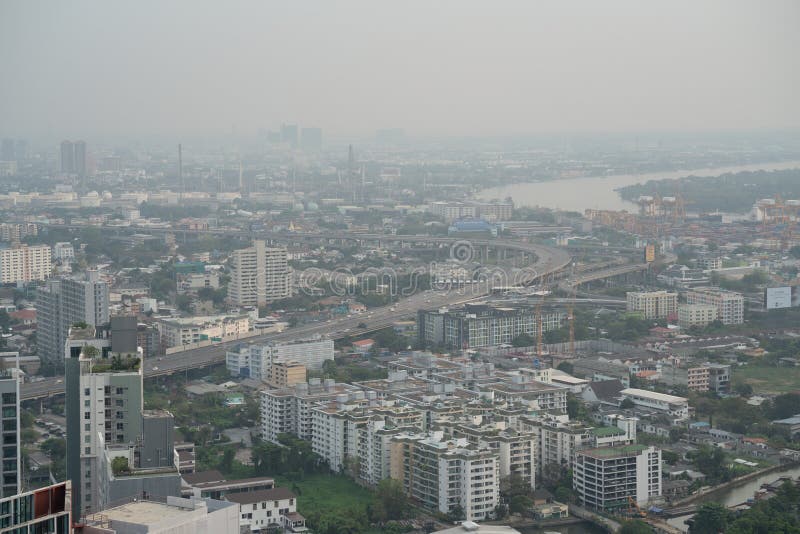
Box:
482 245 489 262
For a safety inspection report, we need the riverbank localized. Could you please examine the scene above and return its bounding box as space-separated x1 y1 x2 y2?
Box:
670 461 800 508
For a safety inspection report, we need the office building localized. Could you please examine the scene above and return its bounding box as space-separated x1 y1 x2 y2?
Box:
226 338 334 379
418 303 566 349
626 291 678 320
0 368 21 497
573 444 662 512
60 140 87 175
37 272 109 369
280 124 298 148
390 432 499 521
677 303 718 328
0 244 51 284
65 318 181 518
685 287 745 325
300 127 323 151
0 481 71 533
229 240 290 307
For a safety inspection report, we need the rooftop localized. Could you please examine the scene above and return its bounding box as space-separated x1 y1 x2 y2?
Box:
621 388 687 404
223 487 294 505
580 444 649 459
101 499 202 526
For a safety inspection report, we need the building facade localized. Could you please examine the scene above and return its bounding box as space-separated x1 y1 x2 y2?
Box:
685 288 745 325
677 304 718 328
227 338 334 379
229 240 290 307
0 244 51 284
626 291 678 320
0 368 21 498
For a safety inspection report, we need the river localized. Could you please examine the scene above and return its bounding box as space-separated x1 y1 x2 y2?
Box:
476 161 800 213
667 464 800 532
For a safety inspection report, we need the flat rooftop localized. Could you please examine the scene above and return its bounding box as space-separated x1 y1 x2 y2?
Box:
102 500 198 526
581 444 649 459
621 388 687 404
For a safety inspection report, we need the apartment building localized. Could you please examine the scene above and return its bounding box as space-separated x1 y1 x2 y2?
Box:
0 368 21 497
0 244 51 283
37 273 110 368
418 303 566 349
229 240 290 307
390 432 499 521
620 388 689 420
260 379 361 443
158 314 250 348
677 303 718 328
0 481 71 533
224 487 304 532
626 291 678 319
268 361 307 388
685 287 745 325
0 222 37 242
226 338 334 379
573 444 662 511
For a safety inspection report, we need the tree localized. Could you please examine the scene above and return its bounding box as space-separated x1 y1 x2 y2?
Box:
447 504 465 522
567 394 588 420
557 361 574 375
508 495 532 515
620 520 652 534
111 456 130 476
621 398 635 409
768 393 800 420
690 502 733 534
372 479 410 521
512 333 535 347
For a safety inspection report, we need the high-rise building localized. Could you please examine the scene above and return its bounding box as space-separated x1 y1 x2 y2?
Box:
229 241 290 307
300 127 322 151
0 481 71 533
626 291 678 319
573 444 662 512
65 317 181 519
0 244 52 284
280 124 298 148
60 140 87 175
1 139 14 162
417 303 566 349
0 367 21 498
685 287 745 325
37 272 110 370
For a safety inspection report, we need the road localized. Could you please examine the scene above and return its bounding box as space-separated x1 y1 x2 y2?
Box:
21 240 572 401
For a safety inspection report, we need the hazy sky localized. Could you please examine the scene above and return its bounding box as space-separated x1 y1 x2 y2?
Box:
1 0 799 140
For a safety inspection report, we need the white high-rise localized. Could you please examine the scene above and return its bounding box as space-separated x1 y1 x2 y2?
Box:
0 244 51 284
229 240 290 307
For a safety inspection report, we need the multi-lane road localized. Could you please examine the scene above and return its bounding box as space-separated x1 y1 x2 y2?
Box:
21 240 572 401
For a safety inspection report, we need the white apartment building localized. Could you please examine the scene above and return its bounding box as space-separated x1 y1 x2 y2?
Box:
678 303 718 328
224 487 304 533
0 244 51 283
685 287 744 325
390 432 499 522
520 415 592 476
229 240 290 307
573 444 662 511
620 388 689 420
158 314 250 348
53 242 75 262
260 379 360 443
227 339 334 379
626 291 678 319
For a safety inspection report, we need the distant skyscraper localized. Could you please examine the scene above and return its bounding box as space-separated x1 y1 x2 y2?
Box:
37 272 110 370
0 367 21 498
60 140 87 175
60 141 75 173
1 139 14 161
280 124 298 148
300 127 323 151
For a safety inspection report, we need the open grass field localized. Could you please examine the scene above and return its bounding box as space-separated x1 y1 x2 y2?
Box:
734 365 800 394
274 473 376 518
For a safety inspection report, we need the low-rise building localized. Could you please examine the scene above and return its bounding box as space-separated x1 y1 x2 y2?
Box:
158 314 251 348
620 388 689 420
626 291 678 319
685 287 744 325
224 487 305 533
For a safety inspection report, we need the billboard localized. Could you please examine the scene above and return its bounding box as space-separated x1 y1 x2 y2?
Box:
766 286 792 309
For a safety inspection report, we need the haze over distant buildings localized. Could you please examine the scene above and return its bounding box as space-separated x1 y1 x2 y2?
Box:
1 0 799 141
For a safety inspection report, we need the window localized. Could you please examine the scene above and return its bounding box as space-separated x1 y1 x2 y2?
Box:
85 423 90 431
84 435 90 443
84 400 90 407
84 412 91 420
84 388 90 396
1 393 15 405
116 423 124 430
84 447 91 454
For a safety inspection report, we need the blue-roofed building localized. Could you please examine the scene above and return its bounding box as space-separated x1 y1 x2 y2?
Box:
448 218 498 237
